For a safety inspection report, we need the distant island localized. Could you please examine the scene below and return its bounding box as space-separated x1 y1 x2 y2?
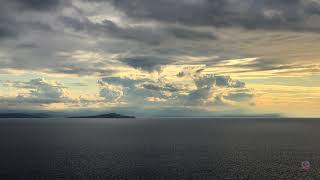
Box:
68 113 135 118
0 113 49 118
0 113 135 119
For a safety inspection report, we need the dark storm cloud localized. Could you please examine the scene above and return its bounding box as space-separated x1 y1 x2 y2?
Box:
120 56 174 72
61 16 164 45
0 17 53 40
16 43 39 49
104 0 320 32
61 16 216 45
4 0 65 11
166 27 216 40
0 0 61 41
0 16 19 39
92 19 164 45
0 26 18 39
0 0 210 46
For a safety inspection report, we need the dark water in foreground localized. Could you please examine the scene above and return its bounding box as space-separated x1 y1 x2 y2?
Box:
0 118 320 180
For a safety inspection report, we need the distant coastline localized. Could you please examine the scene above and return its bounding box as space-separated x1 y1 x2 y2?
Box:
0 113 135 119
0 113 49 118
68 113 135 119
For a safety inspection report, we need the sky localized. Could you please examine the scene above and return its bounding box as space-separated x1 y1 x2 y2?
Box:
0 0 320 117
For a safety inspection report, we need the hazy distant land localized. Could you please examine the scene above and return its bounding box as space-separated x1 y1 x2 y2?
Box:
68 113 135 118
0 113 135 119
0 113 49 118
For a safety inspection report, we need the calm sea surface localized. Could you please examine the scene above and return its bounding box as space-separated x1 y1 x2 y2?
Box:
0 118 320 179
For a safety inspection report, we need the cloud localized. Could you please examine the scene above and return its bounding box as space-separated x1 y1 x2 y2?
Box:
61 16 216 45
100 71 254 108
119 55 174 72
1 0 319 78
193 74 245 91
1 78 71 105
6 0 65 11
98 81 124 102
145 97 167 102
141 83 180 93
106 0 320 32
223 89 254 102
215 76 246 88
206 57 320 77
0 18 52 41
61 16 163 45
0 0 318 116
0 0 59 42
0 78 118 109
185 74 253 106
101 77 146 88
0 23 18 39
166 26 216 40
0 15 19 40
15 43 39 49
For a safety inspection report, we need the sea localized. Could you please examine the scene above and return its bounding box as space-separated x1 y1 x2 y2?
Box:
0 118 320 180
